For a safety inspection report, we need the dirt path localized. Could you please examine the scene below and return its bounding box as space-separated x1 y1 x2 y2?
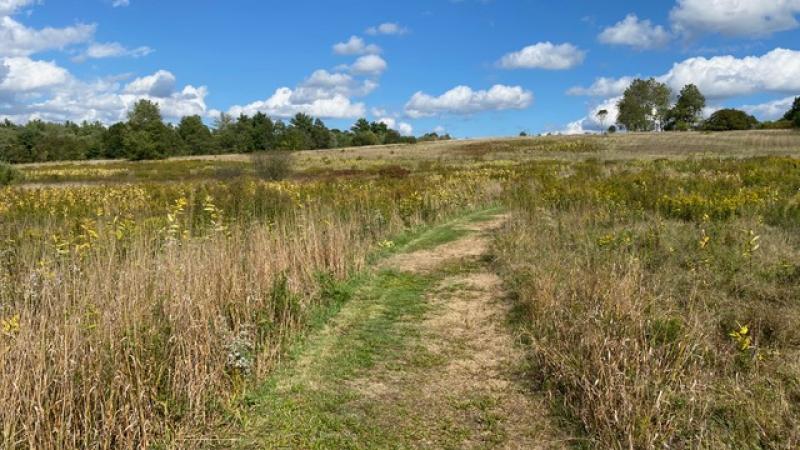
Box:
231 211 567 449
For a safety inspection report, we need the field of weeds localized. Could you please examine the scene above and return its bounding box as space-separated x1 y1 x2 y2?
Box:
2 131 800 448
494 156 800 448
0 162 507 448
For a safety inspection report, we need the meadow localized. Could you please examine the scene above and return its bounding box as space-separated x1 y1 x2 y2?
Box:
1 130 800 449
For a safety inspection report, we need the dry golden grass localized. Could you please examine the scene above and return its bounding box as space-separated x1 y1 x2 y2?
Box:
3 133 800 449
0 169 501 449
15 130 800 187
493 156 800 448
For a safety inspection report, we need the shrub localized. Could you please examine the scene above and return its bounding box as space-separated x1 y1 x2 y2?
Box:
702 109 758 131
251 151 293 181
0 161 21 185
759 119 794 130
352 130 380 147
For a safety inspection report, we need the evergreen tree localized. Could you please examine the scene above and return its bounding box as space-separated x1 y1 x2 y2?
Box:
103 123 128 159
178 115 214 155
124 100 173 160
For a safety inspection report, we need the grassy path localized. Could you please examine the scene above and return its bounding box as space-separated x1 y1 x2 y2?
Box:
227 210 566 449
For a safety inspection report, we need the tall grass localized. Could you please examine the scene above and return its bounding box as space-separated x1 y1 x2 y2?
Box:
494 157 800 448
0 170 502 448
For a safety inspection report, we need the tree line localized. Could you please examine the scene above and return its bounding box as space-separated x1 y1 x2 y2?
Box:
0 100 451 164
609 78 800 133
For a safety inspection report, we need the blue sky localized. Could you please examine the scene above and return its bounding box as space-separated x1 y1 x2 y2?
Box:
2 0 800 137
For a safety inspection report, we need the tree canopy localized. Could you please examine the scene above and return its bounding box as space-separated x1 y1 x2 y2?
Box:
0 101 431 164
702 109 758 131
783 97 800 122
665 84 706 131
616 78 672 132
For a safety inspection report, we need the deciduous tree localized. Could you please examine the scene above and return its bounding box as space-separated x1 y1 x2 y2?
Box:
617 78 671 132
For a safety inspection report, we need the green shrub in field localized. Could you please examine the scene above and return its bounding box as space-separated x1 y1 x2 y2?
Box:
0 162 21 185
702 109 758 131
251 151 293 181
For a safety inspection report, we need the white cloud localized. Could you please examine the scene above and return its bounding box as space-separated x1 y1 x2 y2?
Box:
227 88 365 119
112 0 130 6
121 84 207 119
598 14 671 50
290 69 377 103
0 4 205 124
562 47 800 133
0 63 208 124
332 35 380 55
661 48 800 98
0 16 95 57
0 0 36 16
72 41 152 62
561 96 621 135
498 42 585 70
377 117 414 136
570 48 800 100
124 70 176 98
349 54 387 75
741 95 798 120
567 76 636 97
365 22 409 35
671 0 800 37
405 84 533 118
0 56 69 92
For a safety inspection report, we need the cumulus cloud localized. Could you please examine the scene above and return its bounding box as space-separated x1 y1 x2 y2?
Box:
0 62 208 123
0 0 35 16
0 16 95 57
290 69 377 103
671 0 800 37
72 41 153 62
598 14 671 50
569 48 800 100
227 88 365 119
0 56 69 92
122 84 208 119
223 65 381 120
562 96 621 135
661 48 800 98
563 48 800 133
124 70 176 98
498 42 585 70
741 95 799 120
349 54 387 75
405 84 533 118
0 2 204 124
567 76 636 97
377 117 414 136
333 35 380 55
365 22 409 35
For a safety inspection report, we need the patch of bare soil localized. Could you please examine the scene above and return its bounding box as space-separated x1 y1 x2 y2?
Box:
352 215 568 449
381 214 509 273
